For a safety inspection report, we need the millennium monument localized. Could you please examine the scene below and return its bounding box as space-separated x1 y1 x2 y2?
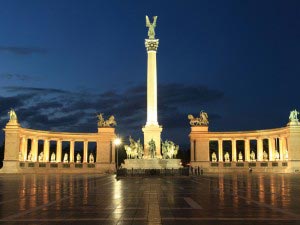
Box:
1 16 300 173
121 16 182 169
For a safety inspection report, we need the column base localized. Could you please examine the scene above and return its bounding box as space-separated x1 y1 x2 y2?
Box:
142 125 163 157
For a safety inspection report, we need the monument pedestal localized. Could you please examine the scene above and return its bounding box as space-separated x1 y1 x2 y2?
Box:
122 158 182 169
142 125 162 157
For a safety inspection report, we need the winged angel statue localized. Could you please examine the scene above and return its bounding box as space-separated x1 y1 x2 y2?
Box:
146 15 157 39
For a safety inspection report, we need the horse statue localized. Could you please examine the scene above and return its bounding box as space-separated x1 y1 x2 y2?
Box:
124 137 142 159
97 113 117 127
162 140 179 159
188 110 209 126
8 108 18 122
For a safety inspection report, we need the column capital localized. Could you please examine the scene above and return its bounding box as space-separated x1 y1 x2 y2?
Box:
145 39 159 51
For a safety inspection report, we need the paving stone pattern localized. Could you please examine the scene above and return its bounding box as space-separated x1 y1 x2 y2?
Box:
0 173 299 225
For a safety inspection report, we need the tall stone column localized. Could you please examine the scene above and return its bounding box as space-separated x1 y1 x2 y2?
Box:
257 138 263 161
83 141 88 163
43 139 50 162
218 139 223 162
56 140 62 162
245 139 250 161
142 38 162 157
70 140 75 163
232 139 237 161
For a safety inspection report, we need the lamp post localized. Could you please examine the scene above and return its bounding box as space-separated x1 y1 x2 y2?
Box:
114 137 121 171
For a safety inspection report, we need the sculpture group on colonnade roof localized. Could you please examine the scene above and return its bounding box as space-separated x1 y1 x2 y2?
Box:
188 110 209 126
97 113 116 127
289 109 299 123
8 108 18 122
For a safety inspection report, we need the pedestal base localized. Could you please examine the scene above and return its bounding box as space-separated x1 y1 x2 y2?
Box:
122 158 182 169
142 125 162 157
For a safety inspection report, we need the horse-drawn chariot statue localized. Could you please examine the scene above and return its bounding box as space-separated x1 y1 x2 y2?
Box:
188 110 209 126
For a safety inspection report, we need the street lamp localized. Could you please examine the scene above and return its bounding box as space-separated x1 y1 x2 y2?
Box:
114 137 122 170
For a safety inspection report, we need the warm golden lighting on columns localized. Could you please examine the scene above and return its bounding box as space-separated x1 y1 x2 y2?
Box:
218 139 223 162
83 141 88 163
257 138 263 161
245 139 250 161
43 139 50 162
31 138 38 162
232 139 237 161
56 140 62 162
70 140 75 163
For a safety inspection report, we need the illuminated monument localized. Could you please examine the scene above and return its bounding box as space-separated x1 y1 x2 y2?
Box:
142 15 162 157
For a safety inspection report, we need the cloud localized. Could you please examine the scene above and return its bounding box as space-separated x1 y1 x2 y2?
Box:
0 46 47 55
0 83 224 146
0 73 40 82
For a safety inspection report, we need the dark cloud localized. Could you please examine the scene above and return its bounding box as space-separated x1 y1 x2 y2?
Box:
0 46 47 55
0 83 224 146
0 73 39 81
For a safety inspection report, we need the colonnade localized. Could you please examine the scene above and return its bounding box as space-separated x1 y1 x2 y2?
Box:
19 137 95 163
209 137 288 162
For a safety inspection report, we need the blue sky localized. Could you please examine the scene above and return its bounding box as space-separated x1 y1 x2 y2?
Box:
0 0 299 148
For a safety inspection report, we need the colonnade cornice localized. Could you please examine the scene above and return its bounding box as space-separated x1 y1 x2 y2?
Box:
190 126 288 140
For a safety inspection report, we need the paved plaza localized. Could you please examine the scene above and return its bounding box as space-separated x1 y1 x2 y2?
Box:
0 173 299 225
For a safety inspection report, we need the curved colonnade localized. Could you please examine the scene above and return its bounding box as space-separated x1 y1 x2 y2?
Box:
190 124 300 173
1 120 116 173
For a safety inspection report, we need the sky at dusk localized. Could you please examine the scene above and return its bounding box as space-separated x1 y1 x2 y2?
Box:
0 0 299 149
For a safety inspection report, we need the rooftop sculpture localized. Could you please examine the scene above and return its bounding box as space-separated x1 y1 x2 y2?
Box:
146 15 157 39
188 110 209 126
97 113 116 127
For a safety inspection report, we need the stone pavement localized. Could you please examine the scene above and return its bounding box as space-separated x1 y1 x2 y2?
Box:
0 173 299 225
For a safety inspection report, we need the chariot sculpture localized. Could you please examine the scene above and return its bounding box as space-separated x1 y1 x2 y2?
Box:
188 110 209 126
97 113 116 127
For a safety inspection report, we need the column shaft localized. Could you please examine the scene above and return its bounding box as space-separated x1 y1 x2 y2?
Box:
257 139 263 161
232 139 237 161
245 139 250 161
43 140 50 162
218 140 223 162
70 141 75 162
20 137 27 161
268 138 275 161
31 138 38 162
83 141 88 163
56 140 62 162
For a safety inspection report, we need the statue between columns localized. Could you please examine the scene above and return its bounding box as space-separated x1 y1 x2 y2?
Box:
146 15 157 39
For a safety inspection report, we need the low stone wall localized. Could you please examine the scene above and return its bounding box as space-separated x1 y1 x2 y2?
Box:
122 158 182 169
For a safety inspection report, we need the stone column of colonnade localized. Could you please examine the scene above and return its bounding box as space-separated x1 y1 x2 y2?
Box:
218 139 223 162
70 140 75 163
43 139 50 162
83 141 88 163
257 138 263 161
56 140 62 162
31 138 38 162
20 137 27 161
279 137 288 160
232 139 237 161
268 138 275 161
244 139 250 161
